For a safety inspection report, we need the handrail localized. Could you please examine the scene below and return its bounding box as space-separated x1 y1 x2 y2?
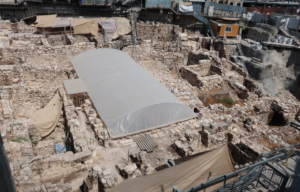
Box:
261 142 300 158
173 153 285 192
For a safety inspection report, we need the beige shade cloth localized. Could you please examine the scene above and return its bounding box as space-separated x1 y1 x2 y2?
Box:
179 2 192 6
107 145 237 192
30 93 62 137
112 18 132 39
73 19 98 36
35 14 57 27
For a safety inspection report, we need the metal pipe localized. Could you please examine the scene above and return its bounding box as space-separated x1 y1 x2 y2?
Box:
183 153 285 192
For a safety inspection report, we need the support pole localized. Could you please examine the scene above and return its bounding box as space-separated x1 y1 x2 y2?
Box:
283 149 292 166
173 186 182 192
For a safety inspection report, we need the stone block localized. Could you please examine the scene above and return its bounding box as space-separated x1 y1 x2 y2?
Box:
24 187 34 192
210 124 218 134
34 185 41 192
217 122 229 132
45 182 52 189
202 123 210 131
73 150 92 162
103 169 112 177
201 130 211 147
228 132 234 142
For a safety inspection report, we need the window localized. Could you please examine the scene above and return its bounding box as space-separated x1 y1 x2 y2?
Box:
225 26 232 33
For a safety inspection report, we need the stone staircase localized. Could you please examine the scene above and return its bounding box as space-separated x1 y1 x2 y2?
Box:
66 34 76 45
279 27 300 46
237 43 244 56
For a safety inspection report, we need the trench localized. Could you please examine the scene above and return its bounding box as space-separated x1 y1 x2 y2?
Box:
63 102 76 153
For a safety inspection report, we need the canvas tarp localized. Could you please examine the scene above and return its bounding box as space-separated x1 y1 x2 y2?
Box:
73 19 98 36
30 93 62 137
179 2 192 6
35 14 57 27
179 4 194 12
112 18 132 39
52 19 74 28
98 20 117 42
106 145 237 192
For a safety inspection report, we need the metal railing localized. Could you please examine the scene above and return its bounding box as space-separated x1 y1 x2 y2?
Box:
173 142 300 192
173 153 286 192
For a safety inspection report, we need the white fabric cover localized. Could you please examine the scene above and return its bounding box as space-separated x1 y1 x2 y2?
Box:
71 49 196 139
52 19 74 28
98 20 117 42
179 4 194 13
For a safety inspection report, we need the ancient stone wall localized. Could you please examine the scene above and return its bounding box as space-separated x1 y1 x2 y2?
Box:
137 21 181 41
180 67 199 87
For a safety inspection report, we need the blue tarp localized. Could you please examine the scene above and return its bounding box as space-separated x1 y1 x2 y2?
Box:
55 143 66 154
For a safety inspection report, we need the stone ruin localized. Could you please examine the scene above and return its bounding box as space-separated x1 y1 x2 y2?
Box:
0 16 300 192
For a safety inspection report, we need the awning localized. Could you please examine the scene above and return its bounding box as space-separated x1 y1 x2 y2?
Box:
98 20 117 42
63 79 89 95
106 145 237 192
52 19 74 28
35 14 57 27
112 18 132 39
179 4 194 12
30 93 62 137
73 19 99 36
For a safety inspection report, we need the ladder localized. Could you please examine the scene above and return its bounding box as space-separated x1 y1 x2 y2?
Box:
10 20 19 33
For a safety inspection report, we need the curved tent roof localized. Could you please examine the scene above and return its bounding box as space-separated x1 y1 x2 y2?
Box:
71 49 196 139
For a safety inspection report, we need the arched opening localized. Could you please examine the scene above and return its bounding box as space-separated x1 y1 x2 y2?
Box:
269 110 287 126
194 108 200 113
237 3 241 6
218 1 223 4
230 2 234 5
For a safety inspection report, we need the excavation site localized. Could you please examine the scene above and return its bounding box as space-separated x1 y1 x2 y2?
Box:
1 2 300 192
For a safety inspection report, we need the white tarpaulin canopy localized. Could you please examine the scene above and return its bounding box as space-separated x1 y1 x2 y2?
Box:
71 49 196 139
52 19 74 28
98 20 117 42
179 4 194 12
